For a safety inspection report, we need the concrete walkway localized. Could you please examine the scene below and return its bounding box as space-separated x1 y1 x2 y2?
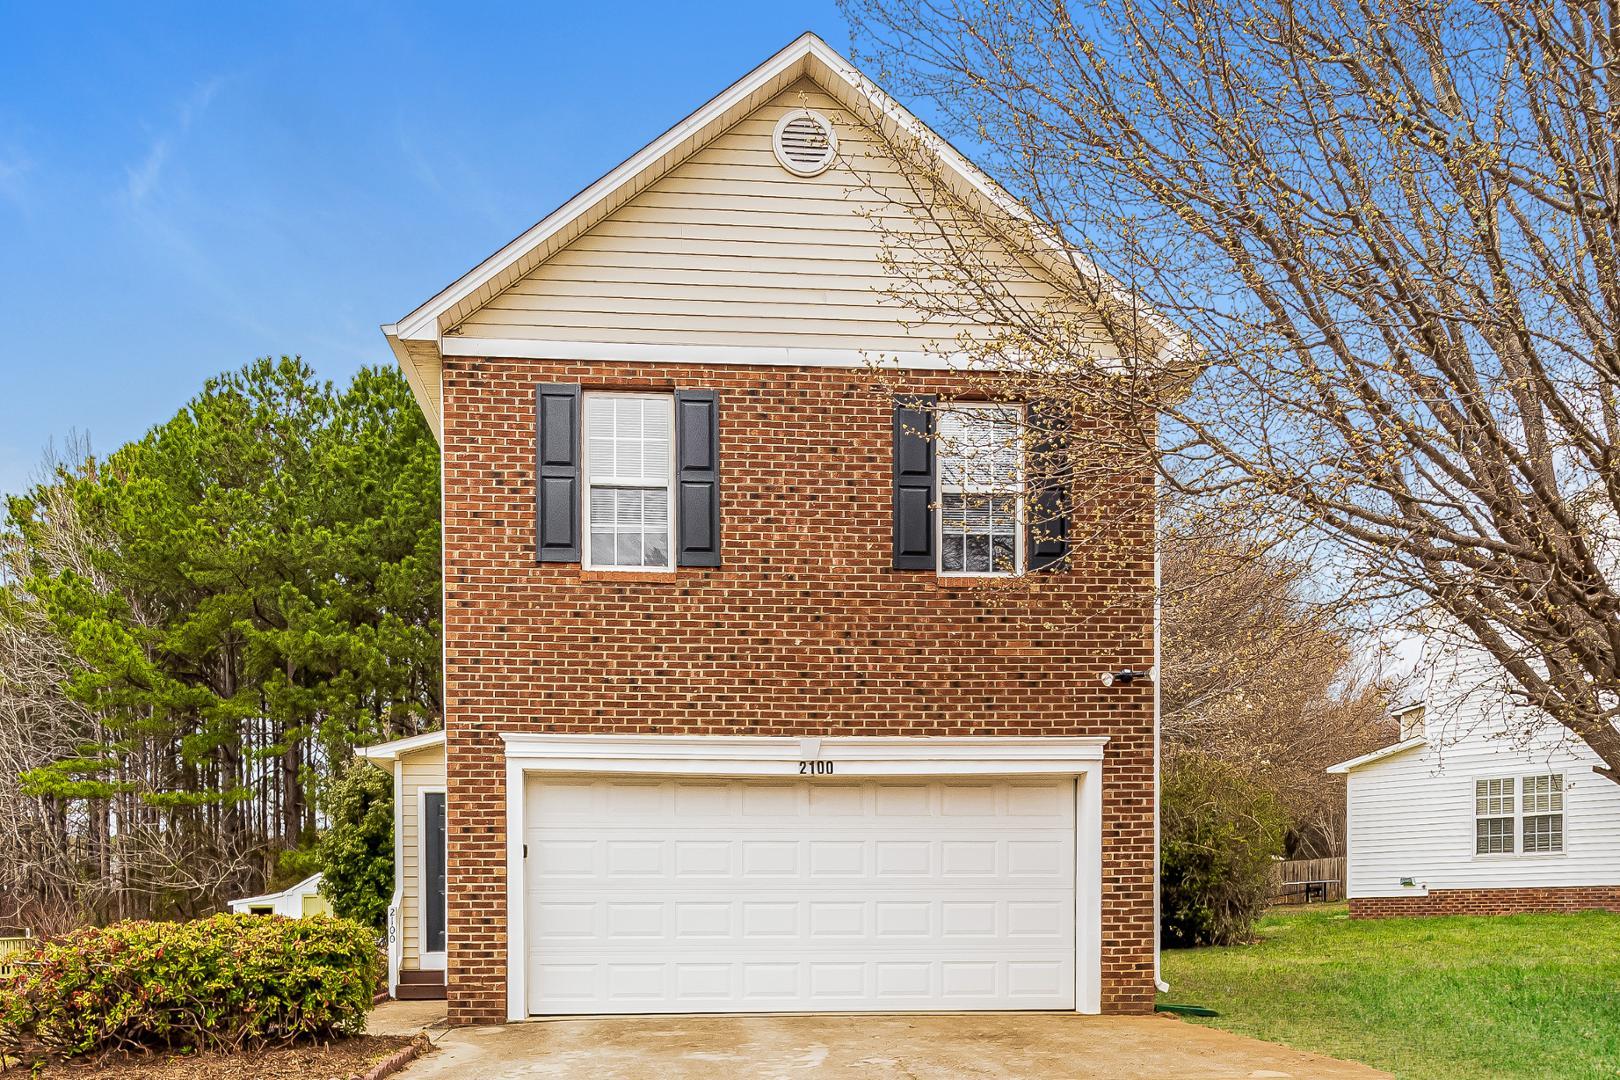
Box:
392 1012 1390 1079
367 998 449 1037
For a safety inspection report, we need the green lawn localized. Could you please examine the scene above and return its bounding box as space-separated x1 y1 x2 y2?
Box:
1159 904 1620 1080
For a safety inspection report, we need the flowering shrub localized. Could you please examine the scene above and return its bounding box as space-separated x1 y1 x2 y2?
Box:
0 913 381 1063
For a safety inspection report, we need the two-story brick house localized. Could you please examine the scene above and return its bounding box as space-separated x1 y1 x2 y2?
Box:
362 31 1163 1024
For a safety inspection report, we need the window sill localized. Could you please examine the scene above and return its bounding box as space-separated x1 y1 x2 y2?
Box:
934 574 1017 588
1470 852 1568 861
579 569 683 584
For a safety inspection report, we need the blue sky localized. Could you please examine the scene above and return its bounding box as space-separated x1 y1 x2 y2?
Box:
0 2 847 500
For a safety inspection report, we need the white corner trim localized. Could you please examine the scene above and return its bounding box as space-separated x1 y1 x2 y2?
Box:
501 734 1108 1021
439 336 985 371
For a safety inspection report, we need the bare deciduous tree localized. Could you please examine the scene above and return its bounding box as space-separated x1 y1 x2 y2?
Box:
1160 505 1392 855
842 0 1620 780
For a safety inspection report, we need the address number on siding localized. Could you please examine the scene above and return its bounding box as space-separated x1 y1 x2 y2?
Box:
799 760 835 775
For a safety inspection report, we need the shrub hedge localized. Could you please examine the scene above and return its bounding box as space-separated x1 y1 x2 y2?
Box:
1160 751 1290 947
0 913 381 1063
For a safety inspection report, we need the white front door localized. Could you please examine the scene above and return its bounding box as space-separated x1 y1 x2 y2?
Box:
522 775 1077 1014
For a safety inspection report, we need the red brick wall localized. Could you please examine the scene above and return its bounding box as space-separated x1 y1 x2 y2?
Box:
439 356 1158 1023
1350 886 1620 919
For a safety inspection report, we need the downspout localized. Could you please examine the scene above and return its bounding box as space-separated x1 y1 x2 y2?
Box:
1153 458 1168 993
436 355 451 997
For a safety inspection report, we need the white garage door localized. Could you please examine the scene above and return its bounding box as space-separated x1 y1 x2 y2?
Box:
523 776 1076 1014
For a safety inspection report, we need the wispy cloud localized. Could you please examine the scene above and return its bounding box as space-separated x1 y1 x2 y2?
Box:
124 77 221 205
394 113 513 231
0 148 32 209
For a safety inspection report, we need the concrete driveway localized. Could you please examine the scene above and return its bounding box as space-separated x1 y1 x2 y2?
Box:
393 1013 1389 1079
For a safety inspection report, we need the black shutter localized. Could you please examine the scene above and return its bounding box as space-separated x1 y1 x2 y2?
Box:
892 394 937 569
1026 400 1070 571
535 383 581 562
675 389 721 567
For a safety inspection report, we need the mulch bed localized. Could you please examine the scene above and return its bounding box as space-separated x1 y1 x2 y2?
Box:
4 1034 422 1080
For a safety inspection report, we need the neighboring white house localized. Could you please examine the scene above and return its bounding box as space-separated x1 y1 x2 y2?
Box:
229 872 332 918
1329 635 1620 917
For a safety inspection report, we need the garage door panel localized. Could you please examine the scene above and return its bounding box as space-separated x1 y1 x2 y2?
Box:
524 776 1077 1014
532 958 1074 1011
530 892 1074 947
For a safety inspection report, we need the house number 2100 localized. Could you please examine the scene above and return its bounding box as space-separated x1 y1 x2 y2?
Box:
799 760 835 775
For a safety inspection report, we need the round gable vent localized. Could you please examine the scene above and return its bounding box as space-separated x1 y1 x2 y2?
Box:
772 109 838 177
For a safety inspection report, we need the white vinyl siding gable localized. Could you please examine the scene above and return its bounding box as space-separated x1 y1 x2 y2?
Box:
455 81 1099 358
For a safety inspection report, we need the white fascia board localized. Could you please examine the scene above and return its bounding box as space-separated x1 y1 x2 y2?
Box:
1326 736 1427 775
231 872 322 908
357 730 446 764
440 336 986 371
383 328 442 441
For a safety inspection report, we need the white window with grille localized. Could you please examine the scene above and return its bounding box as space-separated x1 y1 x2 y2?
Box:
583 393 674 571
1474 776 1515 854
1521 774 1564 854
1474 773 1565 856
937 405 1022 575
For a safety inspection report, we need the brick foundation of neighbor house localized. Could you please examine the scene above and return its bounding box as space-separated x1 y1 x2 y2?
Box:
1350 885 1620 918
438 356 1160 1025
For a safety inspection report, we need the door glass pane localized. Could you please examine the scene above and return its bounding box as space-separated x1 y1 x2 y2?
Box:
425 792 447 953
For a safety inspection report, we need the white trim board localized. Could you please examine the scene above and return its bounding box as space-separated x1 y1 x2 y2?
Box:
439 337 985 371
500 734 1108 1021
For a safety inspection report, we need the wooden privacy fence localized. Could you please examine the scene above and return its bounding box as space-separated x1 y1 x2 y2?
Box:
0 934 36 977
1270 857 1345 904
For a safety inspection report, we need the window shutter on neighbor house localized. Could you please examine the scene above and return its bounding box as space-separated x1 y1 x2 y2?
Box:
675 389 721 567
534 383 582 562
892 395 938 569
1026 401 1070 571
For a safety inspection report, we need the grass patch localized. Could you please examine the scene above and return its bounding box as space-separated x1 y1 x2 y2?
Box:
1159 903 1620 1079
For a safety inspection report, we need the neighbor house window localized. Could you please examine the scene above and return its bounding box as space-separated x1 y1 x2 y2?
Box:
1474 774 1565 855
938 405 1022 575
583 393 673 570
1521 774 1564 854
1474 776 1515 854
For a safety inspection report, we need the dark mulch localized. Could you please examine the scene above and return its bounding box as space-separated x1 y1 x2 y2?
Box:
4 1034 418 1079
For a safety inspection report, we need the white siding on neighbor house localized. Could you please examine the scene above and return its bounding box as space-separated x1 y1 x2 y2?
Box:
1345 642 1620 898
397 744 446 969
457 80 1097 357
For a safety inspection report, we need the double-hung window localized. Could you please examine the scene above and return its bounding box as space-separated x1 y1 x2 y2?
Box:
1474 777 1515 854
1474 774 1564 855
1521 774 1564 853
938 405 1022 575
583 393 674 570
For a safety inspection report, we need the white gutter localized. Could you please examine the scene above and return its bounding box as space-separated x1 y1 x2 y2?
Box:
1153 463 1168 994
